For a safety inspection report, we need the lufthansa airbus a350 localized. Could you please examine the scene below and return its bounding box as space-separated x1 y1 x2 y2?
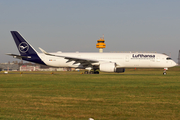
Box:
7 31 177 75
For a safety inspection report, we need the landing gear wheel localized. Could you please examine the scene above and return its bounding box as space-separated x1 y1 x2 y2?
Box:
94 71 99 74
90 71 94 74
84 71 88 74
163 72 167 75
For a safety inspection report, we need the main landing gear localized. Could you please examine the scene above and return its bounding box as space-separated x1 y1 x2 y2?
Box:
163 68 168 75
84 70 99 74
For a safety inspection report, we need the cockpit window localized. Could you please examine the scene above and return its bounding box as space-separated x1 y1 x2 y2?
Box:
166 57 172 60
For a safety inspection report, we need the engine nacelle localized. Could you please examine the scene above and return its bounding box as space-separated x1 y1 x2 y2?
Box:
99 63 125 73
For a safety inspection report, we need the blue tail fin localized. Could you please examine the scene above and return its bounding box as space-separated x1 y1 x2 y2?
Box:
11 31 38 56
11 31 45 65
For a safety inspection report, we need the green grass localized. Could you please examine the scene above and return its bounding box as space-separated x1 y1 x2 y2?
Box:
0 67 180 120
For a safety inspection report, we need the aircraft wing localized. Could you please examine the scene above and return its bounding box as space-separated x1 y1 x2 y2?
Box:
64 56 99 66
6 53 31 59
39 48 99 66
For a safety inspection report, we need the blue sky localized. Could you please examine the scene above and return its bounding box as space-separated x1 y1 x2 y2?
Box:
0 0 180 63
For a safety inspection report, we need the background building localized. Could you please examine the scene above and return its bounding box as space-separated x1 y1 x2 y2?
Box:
0 63 19 71
0 62 75 71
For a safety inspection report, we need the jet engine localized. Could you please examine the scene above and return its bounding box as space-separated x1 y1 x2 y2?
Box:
99 63 125 73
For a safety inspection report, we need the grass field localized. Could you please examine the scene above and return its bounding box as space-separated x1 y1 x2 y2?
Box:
0 67 180 120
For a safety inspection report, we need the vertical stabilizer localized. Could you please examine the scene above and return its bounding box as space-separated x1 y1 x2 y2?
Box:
11 31 38 56
10 31 45 65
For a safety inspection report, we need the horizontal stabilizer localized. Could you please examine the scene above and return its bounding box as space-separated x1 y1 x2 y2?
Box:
6 53 31 59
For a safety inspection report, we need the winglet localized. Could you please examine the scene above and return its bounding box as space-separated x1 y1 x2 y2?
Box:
39 47 52 56
39 47 47 54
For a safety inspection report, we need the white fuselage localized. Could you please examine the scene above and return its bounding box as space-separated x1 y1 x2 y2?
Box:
9 31 177 74
37 52 177 69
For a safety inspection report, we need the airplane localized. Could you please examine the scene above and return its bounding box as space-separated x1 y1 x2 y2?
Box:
7 31 177 75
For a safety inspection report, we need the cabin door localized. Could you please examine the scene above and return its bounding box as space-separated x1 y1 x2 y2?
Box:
125 55 129 62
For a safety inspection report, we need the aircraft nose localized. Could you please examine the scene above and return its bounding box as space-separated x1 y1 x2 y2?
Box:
172 61 178 66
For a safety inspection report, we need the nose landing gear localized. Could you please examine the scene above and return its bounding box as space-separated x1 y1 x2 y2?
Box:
163 68 168 75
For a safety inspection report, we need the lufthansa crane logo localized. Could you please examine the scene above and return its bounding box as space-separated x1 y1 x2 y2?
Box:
18 42 29 53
